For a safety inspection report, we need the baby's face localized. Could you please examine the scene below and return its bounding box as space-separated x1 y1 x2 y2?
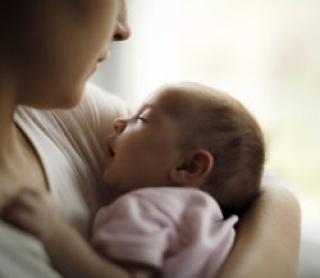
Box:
103 89 185 193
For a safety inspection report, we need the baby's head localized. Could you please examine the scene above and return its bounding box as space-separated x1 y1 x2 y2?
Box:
104 82 265 216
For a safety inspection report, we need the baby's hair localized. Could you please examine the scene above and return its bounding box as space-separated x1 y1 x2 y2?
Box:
161 83 265 217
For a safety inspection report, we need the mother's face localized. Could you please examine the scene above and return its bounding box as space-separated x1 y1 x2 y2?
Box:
4 0 130 108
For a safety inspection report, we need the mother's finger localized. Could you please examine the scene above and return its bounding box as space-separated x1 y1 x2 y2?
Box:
0 187 19 213
3 205 39 236
11 188 42 211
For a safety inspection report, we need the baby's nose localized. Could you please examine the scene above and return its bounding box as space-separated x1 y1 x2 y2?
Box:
113 119 127 134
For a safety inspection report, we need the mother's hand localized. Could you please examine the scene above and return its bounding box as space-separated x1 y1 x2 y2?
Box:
217 181 301 278
3 188 64 244
0 186 19 215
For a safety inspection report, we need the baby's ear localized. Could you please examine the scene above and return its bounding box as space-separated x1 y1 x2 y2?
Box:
169 149 214 187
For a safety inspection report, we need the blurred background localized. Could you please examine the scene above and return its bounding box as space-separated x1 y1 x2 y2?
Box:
90 0 320 275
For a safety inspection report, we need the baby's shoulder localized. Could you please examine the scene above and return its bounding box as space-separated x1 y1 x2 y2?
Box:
99 187 226 225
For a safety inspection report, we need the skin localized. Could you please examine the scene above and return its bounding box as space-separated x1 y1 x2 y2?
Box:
0 0 130 209
0 0 301 277
5 184 302 278
1 1 121 109
2 89 217 278
6 87 301 278
217 182 301 278
4 89 214 278
4 189 154 278
103 89 210 193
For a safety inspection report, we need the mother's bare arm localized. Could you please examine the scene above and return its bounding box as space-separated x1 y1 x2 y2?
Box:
4 189 156 278
217 181 301 278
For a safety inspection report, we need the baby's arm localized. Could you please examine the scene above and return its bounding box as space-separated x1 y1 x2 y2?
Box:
4 189 155 278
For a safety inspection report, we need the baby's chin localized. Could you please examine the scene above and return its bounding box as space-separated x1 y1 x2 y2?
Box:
102 168 109 183
102 173 126 197
102 166 116 185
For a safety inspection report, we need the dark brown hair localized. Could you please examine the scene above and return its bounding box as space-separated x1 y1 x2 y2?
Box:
163 83 265 217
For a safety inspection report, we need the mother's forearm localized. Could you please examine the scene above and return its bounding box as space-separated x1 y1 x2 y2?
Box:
46 226 155 278
45 225 131 278
217 181 301 278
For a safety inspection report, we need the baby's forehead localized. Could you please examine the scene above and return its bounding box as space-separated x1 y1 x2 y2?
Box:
143 83 229 121
154 86 198 109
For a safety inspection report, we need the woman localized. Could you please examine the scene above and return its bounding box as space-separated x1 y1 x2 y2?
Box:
0 1 300 277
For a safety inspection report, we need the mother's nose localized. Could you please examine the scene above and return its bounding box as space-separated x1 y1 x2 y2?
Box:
113 0 131 41
113 118 127 134
113 21 131 41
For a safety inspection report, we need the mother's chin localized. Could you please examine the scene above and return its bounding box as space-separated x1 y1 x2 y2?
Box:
18 81 88 110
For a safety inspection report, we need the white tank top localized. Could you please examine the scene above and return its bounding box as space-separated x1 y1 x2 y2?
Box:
14 83 129 237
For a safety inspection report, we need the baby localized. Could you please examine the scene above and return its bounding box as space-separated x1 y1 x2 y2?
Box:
5 83 265 278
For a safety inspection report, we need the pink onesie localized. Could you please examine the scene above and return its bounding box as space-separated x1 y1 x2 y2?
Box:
91 187 238 278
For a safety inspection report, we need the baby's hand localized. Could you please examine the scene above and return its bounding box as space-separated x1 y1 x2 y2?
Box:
3 188 65 244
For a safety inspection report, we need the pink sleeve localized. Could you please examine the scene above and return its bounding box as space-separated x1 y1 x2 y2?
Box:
91 192 175 268
91 188 237 277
